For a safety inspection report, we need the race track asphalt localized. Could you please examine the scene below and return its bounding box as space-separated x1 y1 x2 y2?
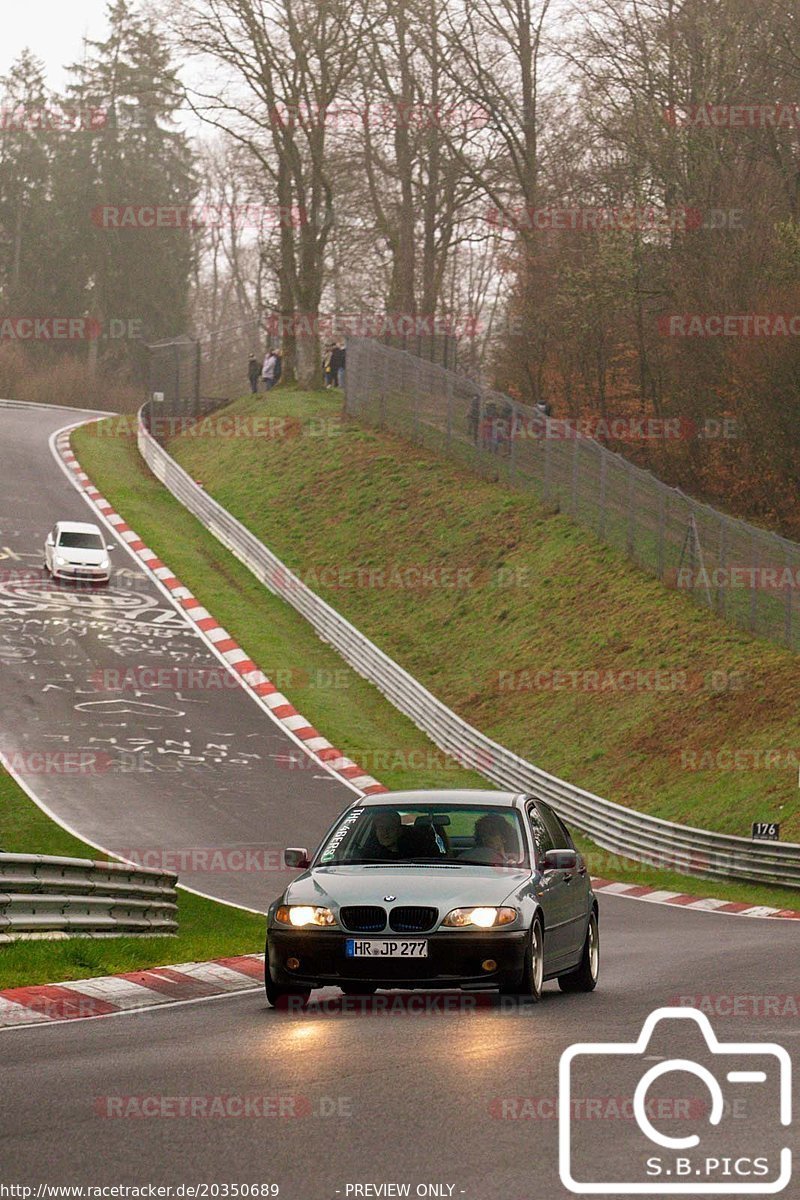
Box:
1 403 797 1198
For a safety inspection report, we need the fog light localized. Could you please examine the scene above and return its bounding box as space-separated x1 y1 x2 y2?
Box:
287 957 300 970
481 959 497 972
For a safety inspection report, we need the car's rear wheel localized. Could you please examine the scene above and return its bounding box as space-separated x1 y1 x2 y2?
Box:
264 953 311 1010
558 911 599 993
499 915 544 1003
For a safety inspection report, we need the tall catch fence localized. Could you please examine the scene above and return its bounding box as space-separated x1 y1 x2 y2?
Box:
345 336 800 653
145 319 265 430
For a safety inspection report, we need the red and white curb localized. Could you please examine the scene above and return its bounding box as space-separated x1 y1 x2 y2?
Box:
590 878 800 920
55 427 387 798
51 424 800 934
0 954 264 1029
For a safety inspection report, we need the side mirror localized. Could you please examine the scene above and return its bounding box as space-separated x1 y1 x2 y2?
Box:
45 533 54 545
542 849 578 873
106 544 116 551
284 847 310 869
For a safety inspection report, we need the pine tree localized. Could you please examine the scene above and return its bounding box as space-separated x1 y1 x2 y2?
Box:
58 0 198 366
0 51 55 317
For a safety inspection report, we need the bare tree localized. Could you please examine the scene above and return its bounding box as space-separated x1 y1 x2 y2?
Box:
169 0 370 386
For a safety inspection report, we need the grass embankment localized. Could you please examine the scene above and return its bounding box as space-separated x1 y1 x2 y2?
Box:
69 398 800 911
0 770 264 989
164 390 799 838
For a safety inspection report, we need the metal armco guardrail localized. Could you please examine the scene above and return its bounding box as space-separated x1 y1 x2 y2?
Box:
0 852 178 941
136 402 800 890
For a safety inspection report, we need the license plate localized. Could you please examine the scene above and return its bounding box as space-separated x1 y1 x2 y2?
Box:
345 939 428 958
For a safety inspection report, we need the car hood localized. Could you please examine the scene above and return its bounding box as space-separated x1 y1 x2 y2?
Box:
57 548 107 565
283 864 531 912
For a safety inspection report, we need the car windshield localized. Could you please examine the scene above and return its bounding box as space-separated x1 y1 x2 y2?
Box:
316 804 529 868
58 531 103 549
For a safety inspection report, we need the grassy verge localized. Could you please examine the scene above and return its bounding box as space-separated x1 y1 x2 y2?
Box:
0 768 264 989
69 404 800 913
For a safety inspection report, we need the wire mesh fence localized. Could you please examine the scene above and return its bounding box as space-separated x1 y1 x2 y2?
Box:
144 319 266 432
345 336 800 653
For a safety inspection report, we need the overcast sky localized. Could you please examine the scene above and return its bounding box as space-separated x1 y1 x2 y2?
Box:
0 0 112 91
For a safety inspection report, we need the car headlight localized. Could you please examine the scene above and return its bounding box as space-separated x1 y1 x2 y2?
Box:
442 906 518 928
275 904 337 928
100 558 110 570
55 555 67 566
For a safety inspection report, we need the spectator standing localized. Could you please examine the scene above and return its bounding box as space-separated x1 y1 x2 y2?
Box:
248 352 261 394
272 348 283 386
262 350 278 391
322 344 335 388
331 342 346 388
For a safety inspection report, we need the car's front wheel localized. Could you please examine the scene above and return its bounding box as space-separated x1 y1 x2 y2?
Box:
499 915 544 1003
264 953 311 1010
558 911 599 993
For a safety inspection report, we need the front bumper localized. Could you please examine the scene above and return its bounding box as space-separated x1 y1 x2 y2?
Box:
267 927 528 989
52 565 110 583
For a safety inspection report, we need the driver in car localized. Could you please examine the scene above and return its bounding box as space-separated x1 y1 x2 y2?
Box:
366 810 411 860
461 813 518 864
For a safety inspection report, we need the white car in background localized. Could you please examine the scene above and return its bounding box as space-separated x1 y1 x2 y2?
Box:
44 521 114 584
